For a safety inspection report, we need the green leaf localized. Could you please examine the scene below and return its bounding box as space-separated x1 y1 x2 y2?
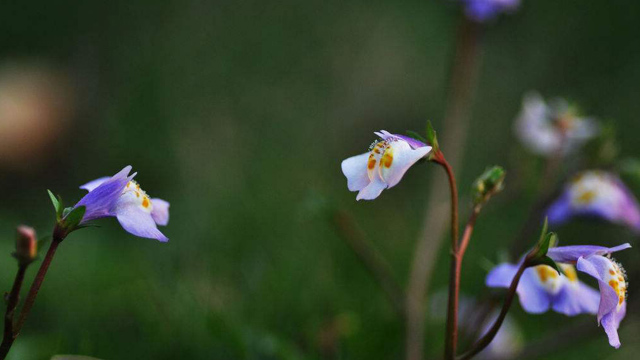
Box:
47 190 63 220
63 206 86 231
425 121 439 151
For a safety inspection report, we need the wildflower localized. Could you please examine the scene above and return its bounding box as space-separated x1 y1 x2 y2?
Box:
546 244 631 348
462 0 520 23
341 130 432 201
514 92 598 156
486 262 600 316
546 171 640 233
74 166 170 242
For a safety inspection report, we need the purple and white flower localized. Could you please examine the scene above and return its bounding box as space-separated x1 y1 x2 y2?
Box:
488 244 631 348
462 0 520 23
546 171 640 233
74 166 170 242
487 262 600 316
514 92 598 156
341 130 432 201
547 244 631 348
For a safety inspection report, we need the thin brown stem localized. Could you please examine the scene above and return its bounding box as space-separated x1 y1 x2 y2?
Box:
406 15 482 360
332 210 405 317
0 264 27 356
457 260 528 360
437 155 459 360
0 238 62 360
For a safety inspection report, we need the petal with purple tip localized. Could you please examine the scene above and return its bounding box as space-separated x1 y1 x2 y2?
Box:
75 166 133 223
548 244 631 263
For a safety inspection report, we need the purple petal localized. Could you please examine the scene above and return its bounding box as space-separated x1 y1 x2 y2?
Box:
552 282 599 316
115 203 168 242
546 192 573 226
486 263 519 288
576 256 621 323
80 177 110 192
374 130 428 150
547 244 631 263
75 166 133 223
601 301 625 348
151 198 170 226
516 269 552 313
486 264 551 314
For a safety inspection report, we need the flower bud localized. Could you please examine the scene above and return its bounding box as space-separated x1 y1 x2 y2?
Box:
472 166 506 205
14 225 37 265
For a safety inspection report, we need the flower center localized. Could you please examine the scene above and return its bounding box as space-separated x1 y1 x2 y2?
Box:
534 265 562 294
124 180 153 212
367 140 395 181
605 260 627 309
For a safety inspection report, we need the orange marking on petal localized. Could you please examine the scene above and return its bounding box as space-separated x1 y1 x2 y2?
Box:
142 197 150 208
609 270 616 275
367 159 376 170
619 296 624 305
577 190 596 204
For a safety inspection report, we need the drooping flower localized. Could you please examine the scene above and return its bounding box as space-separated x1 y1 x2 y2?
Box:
74 166 170 242
546 171 640 233
461 0 520 23
514 92 598 156
546 244 631 348
341 130 432 201
486 262 600 316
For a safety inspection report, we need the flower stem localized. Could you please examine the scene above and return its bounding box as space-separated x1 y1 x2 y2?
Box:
0 237 62 360
436 154 460 360
0 264 27 358
406 15 482 360
456 260 528 360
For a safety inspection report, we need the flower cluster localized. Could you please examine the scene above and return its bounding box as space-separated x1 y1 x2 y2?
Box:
487 244 630 348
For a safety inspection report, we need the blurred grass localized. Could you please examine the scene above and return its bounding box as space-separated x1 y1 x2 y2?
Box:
1 0 640 359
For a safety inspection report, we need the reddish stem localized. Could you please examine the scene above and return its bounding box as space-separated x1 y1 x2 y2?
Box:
0 238 62 360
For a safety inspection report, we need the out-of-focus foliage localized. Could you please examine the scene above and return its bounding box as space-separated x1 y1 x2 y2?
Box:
1 0 640 359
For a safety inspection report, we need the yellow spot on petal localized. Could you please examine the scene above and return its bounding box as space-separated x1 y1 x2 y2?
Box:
367 158 376 170
560 264 578 282
620 296 624 305
536 265 558 283
142 197 150 208
609 269 616 275
576 190 596 204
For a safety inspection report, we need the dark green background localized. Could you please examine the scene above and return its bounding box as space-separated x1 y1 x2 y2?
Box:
1 0 639 359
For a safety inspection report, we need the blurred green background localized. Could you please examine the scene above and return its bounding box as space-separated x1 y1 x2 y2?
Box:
1 0 640 359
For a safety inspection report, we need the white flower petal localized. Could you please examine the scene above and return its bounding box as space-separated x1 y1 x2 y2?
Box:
341 152 371 192
380 141 430 188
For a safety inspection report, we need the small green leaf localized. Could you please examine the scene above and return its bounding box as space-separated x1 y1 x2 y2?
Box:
425 121 439 151
47 190 63 220
63 206 86 231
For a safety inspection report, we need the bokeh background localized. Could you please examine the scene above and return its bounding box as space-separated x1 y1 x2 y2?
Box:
1 0 640 359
